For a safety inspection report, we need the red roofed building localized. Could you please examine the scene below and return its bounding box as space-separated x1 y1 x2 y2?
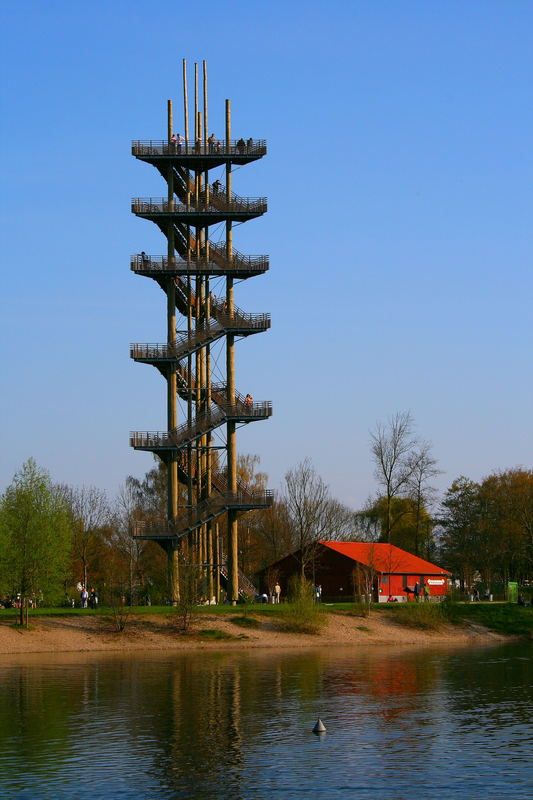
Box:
261 541 450 602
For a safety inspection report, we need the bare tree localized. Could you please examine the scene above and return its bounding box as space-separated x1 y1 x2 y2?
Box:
174 556 202 633
284 459 344 577
370 411 418 543
252 501 293 568
64 486 110 590
110 480 148 605
407 441 442 556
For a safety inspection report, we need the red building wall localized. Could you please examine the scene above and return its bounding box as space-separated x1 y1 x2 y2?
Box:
378 572 447 600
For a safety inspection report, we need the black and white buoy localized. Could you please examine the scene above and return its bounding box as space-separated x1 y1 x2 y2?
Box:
312 718 327 734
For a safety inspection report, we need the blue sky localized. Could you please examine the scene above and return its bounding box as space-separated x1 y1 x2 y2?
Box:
1 0 531 508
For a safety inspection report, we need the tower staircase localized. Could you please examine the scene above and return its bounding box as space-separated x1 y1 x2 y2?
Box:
130 68 271 603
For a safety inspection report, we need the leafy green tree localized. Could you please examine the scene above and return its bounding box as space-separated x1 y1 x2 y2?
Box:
126 457 167 516
0 459 73 623
438 470 533 588
438 477 481 587
479 469 533 582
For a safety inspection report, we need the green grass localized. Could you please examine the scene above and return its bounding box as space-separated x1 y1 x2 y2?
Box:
444 602 533 637
330 604 373 618
230 615 261 628
0 602 300 620
197 628 241 641
384 601 533 637
326 602 381 613
0 604 230 619
0 606 99 618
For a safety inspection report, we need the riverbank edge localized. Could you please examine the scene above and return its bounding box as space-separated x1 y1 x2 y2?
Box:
0 609 519 656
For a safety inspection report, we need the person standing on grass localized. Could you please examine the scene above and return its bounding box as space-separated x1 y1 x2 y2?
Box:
274 583 281 604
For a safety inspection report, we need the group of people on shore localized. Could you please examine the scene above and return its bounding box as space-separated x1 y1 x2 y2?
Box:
0 594 39 609
78 586 98 609
256 583 282 604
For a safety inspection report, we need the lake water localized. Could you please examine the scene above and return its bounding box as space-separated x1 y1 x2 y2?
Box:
0 643 531 799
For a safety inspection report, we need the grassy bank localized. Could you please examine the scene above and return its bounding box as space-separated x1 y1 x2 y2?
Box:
376 601 533 638
442 602 533 638
1 601 531 638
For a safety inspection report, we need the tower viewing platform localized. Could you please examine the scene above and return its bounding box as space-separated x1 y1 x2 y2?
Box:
132 195 267 224
132 138 267 171
131 250 269 278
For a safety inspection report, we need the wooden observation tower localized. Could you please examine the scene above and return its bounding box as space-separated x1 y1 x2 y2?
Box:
130 60 272 603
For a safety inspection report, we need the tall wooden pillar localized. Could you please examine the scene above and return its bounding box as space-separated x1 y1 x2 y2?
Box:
224 98 239 605
166 99 179 603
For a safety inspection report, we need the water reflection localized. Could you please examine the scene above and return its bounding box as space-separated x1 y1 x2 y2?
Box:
0 644 531 799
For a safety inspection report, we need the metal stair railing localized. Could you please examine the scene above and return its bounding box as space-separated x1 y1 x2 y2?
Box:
171 173 261 216
219 551 257 597
131 399 272 450
175 368 266 423
210 470 255 499
132 485 273 541
130 325 226 363
175 366 232 410
170 277 269 333
208 241 267 271
172 226 268 272
209 296 271 330
131 306 269 363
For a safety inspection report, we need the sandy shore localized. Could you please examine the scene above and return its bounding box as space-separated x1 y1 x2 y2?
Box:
0 610 508 656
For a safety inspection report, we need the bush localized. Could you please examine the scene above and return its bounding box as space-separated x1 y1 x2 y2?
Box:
277 598 326 634
108 592 131 633
174 562 201 633
277 576 326 635
352 599 371 618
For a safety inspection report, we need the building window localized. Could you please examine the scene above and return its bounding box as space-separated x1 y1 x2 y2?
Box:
381 575 388 584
